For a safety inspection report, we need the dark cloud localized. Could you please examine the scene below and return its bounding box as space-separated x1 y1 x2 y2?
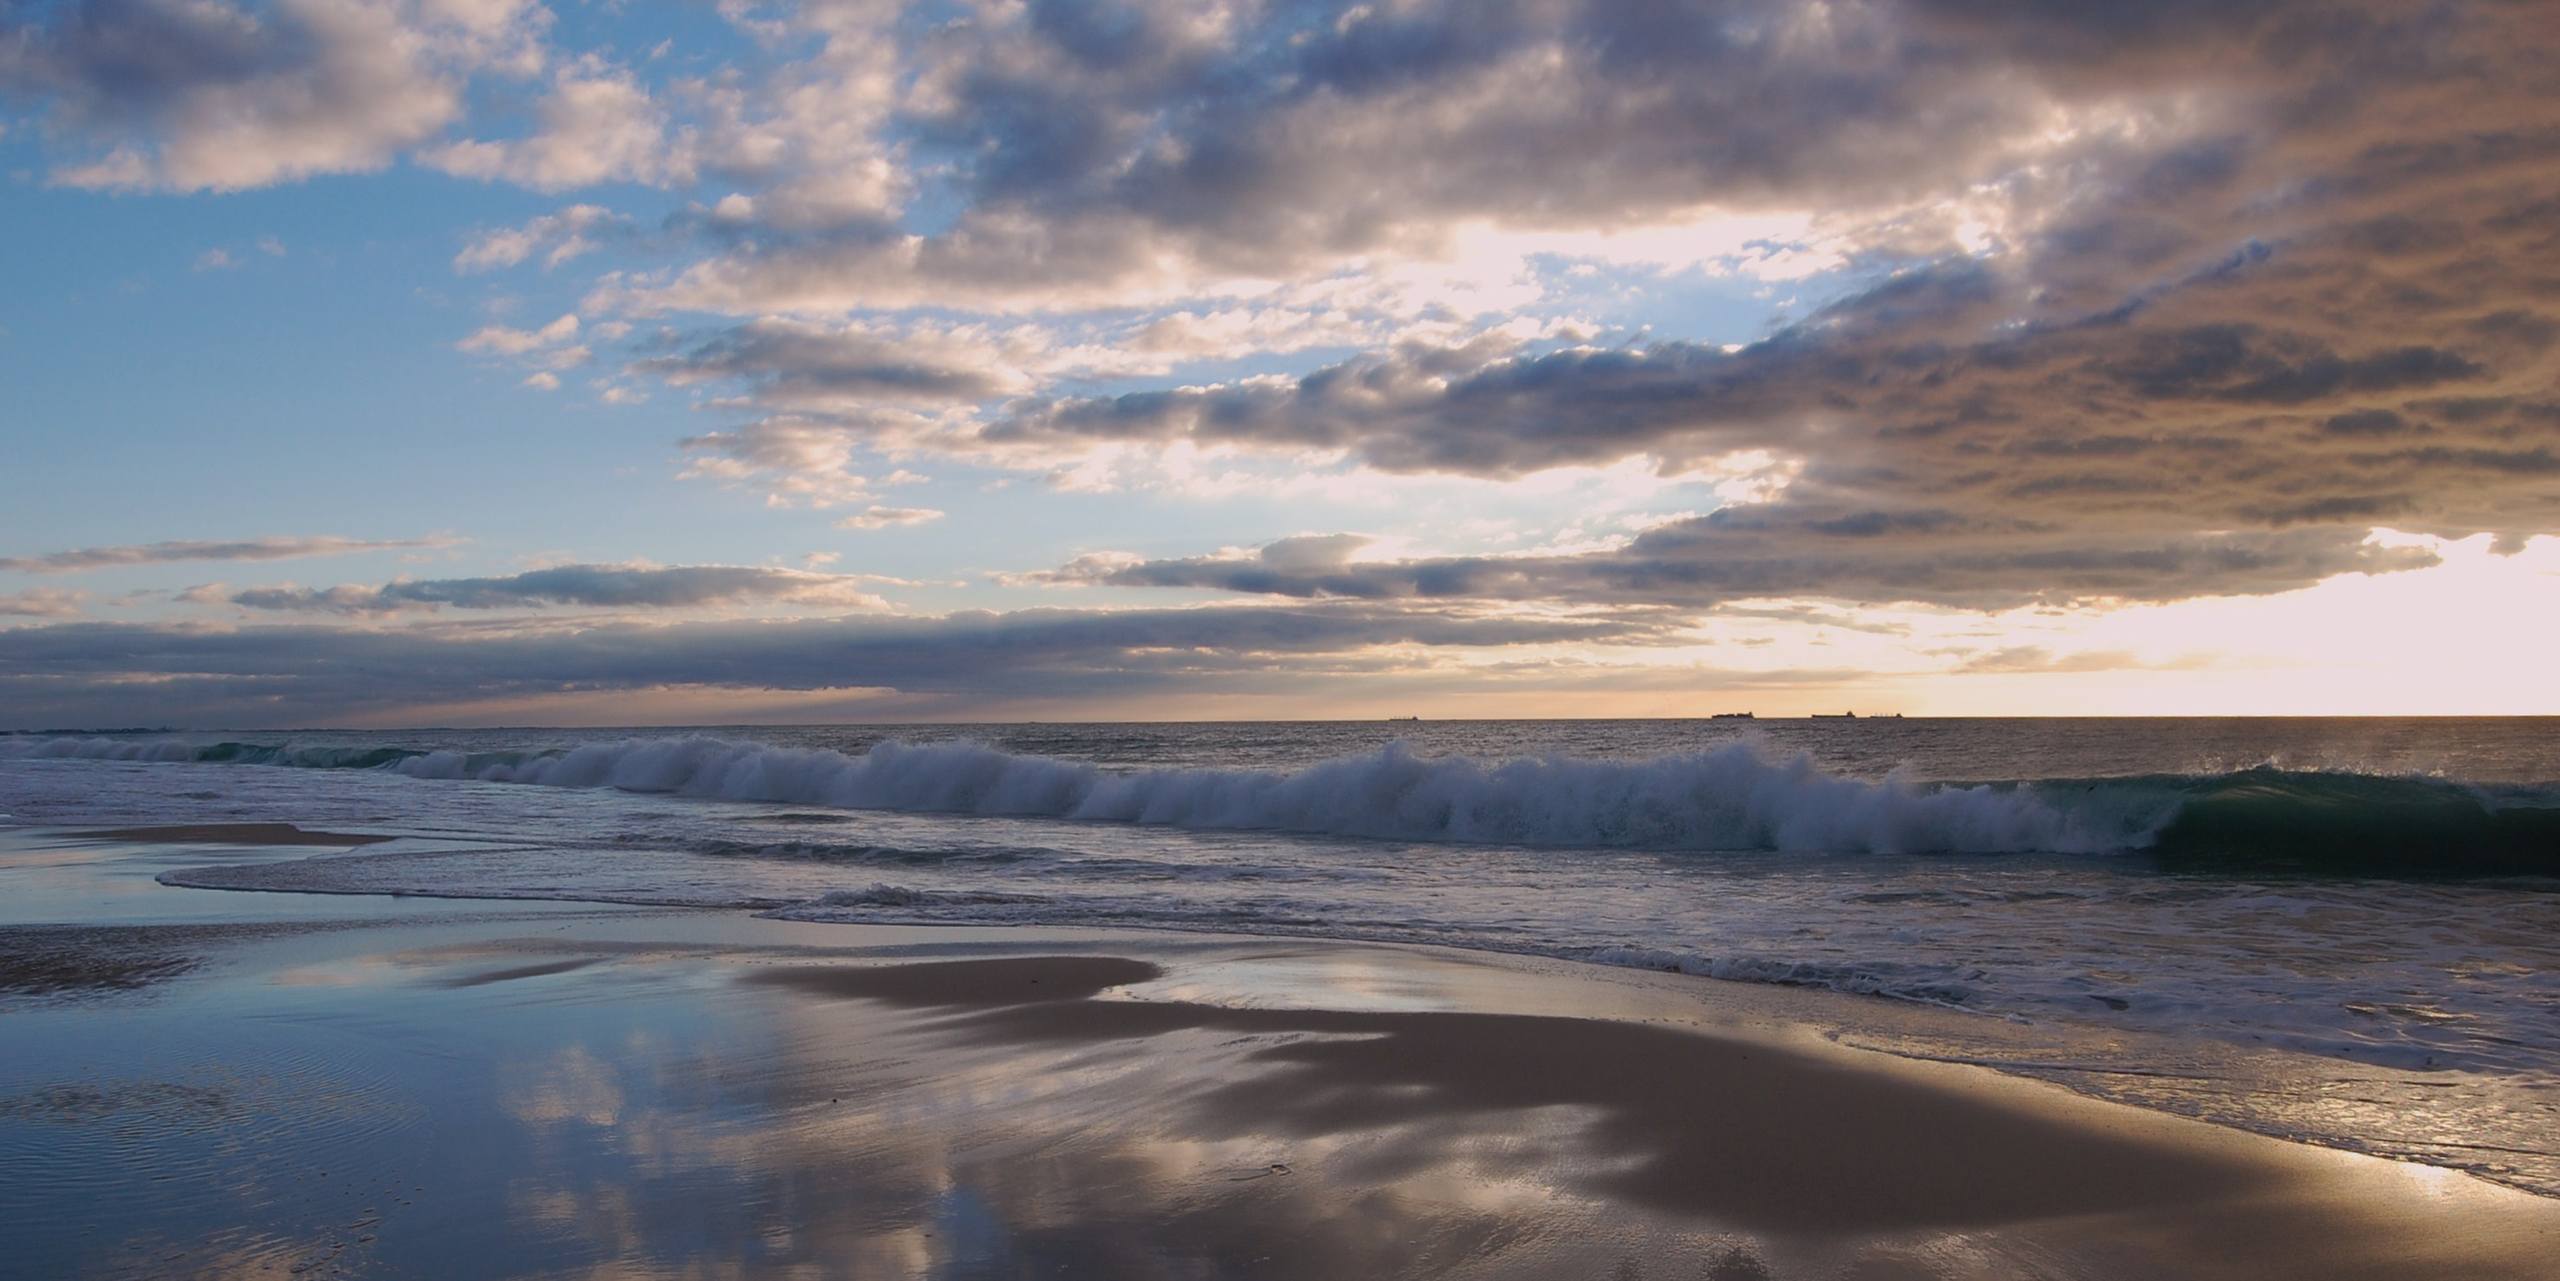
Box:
1076 519 2441 613
15 0 2559 628
659 0 2514 309
2 0 274 114
963 33 2560 609
0 0 531 190
649 1 2560 616
0 604 1668 726
224 565 894 614
0 535 453 574
979 242 2548 604
634 319 1014 408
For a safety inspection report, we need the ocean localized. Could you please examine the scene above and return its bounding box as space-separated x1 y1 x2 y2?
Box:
5 717 2556 1193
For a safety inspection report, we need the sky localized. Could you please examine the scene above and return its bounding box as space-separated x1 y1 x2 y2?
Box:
2 0 2557 728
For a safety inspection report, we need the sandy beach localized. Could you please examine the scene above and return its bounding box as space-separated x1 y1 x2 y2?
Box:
2 824 2554 1280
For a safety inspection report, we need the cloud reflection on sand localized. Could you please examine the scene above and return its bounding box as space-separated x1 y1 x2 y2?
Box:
10 909 2560 1281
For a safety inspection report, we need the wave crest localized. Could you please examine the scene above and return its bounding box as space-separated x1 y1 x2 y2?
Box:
13 732 2138 854
399 734 2141 852
13 732 2557 868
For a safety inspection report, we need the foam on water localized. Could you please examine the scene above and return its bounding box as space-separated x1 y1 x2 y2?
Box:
7 721 2559 1193
388 734 2154 852
12 730 2558 872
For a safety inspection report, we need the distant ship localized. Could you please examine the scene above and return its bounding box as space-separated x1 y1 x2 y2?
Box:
1709 712 1754 720
1388 715 1421 721
1811 712 1857 719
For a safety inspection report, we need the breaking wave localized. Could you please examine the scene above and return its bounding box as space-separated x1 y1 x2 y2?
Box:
10 732 2558 870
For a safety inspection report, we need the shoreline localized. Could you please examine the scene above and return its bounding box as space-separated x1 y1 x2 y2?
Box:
5 830 2560 1276
11 922 2560 1277
18 820 2560 1203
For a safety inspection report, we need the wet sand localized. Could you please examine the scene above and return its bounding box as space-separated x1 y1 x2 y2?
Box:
68 822 394 847
0 922 207 994
736 951 2560 1277
3 829 2557 1278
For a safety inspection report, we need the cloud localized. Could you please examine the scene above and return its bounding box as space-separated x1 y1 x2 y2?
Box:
672 0 904 228
224 563 898 614
1254 533 1374 573
997 550 1147 589
0 535 455 574
630 311 1284 505
192 247 234 271
1 0 549 192
1712 605 1910 637
833 506 943 531
16 0 2560 638
628 3 2556 612
636 318 1023 407
1069 518 2445 613
0 588 85 618
0 603 1668 725
1953 646 2158 675
1029 533 1387 592
458 312 579 355
636 0 2461 314
975 211 2554 603
455 204 627 273
511 1 2558 616
648 0 1922 308
420 53 688 191
675 412 948 509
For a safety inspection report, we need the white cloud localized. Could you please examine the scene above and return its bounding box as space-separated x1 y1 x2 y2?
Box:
677 415 906 508
421 54 689 191
677 0 904 228
834 506 944 531
458 313 580 355
0 588 87 618
454 204 624 272
0 535 459 574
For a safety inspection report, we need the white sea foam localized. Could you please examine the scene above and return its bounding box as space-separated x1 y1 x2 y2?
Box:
1 736 202 763
14 721 2557 1197
1581 945 1984 1008
24 731 2557 866
378 734 2158 853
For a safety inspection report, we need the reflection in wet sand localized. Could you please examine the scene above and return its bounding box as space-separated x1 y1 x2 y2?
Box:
6 911 2560 1280
740 954 2560 1278
0 923 204 994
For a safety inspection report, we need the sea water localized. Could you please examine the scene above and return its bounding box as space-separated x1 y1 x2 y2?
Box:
6 718 2556 1190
